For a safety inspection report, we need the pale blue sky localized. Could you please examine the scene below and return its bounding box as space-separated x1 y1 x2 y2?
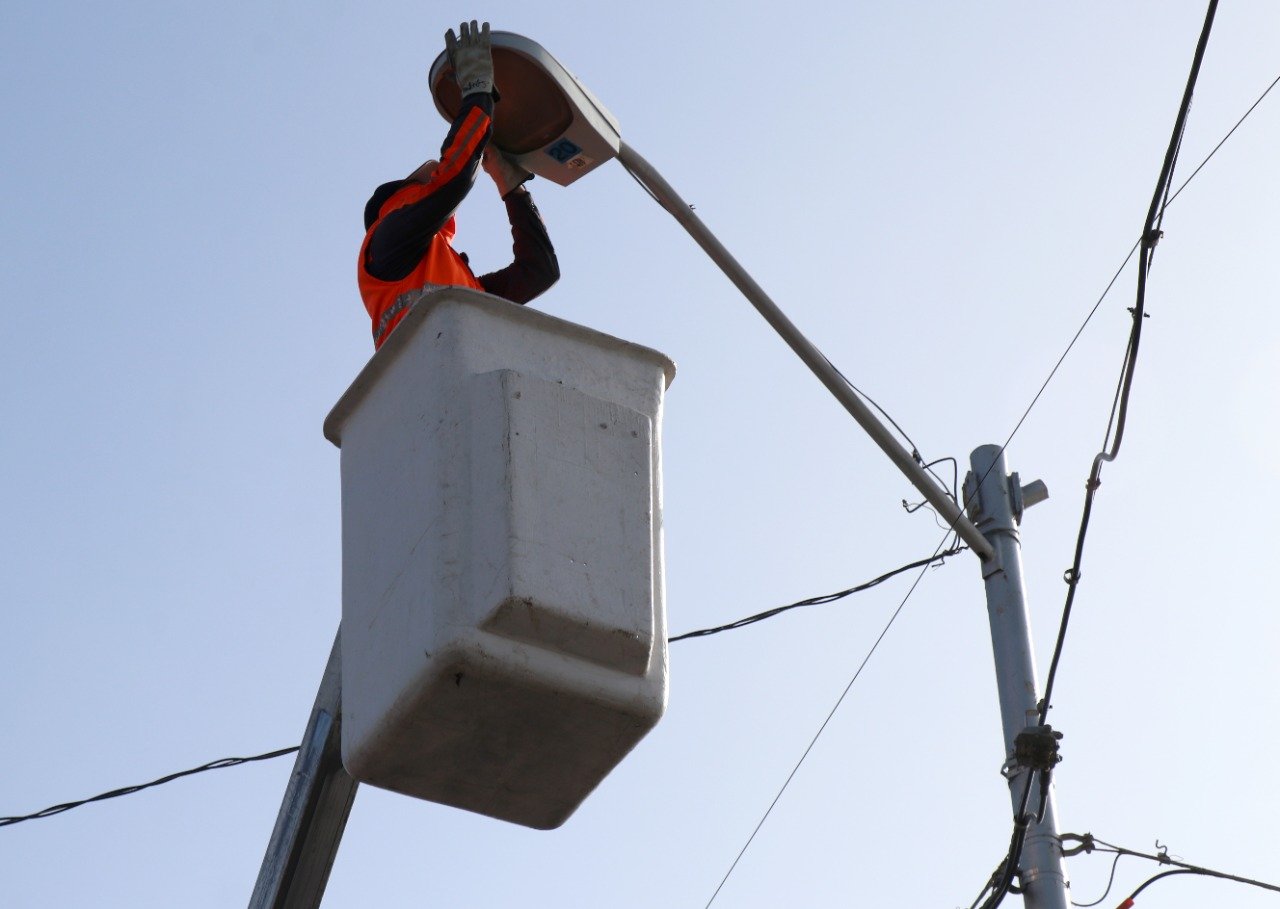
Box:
3 2 1278 906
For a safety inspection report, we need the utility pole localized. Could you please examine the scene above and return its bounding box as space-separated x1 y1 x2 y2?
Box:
966 445 1068 909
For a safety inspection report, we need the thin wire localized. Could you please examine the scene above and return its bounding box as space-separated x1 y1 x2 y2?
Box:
668 545 964 642
1123 869 1200 902
1037 0 1218 728
4 64 1271 856
1001 238 1141 469
961 66 1278 497
1070 851 1124 907
706 421 1014 907
1165 72 1280 209
711 45 1269 906
1118 860 1280 903
823 359 918 457
826 357 958 501
703 421 1001 906
1079 834 1280 897
706 360 1026 906
702 526 955 908
968 5 1222 904
9 554 965 832
921 456 960 502
0 746 301 827
670 36 1274 909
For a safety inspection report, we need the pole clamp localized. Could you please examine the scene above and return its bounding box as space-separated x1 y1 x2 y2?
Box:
1014 724 1064 772
1059 832 1095 857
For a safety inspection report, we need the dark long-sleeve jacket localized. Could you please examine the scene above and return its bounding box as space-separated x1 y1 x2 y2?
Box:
359 94 559 348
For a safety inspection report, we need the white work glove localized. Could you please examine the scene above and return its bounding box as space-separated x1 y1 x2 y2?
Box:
445 20 495 99
482 145 532 198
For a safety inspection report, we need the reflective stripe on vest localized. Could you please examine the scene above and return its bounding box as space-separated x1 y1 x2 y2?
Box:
373 284 445 346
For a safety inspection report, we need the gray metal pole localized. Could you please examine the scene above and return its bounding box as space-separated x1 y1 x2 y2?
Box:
616 141 995 563
249 632 358 909
966 445 1067 909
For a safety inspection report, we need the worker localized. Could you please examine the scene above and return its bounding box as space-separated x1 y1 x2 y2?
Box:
358 20 560 349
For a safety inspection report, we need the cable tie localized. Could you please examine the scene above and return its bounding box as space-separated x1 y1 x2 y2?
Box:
1142 227 1164 249
1063 568 1080 585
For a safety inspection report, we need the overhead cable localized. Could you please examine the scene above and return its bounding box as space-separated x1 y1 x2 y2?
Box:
669 544 965 642
973 64 1278 504
1165 71 1280 210
973 4 1220 907
1037 0 1218 731
1060 833 1280 905
703 519 962 907
824 357 960 508
7 547 972 830
1069 851 1124 907
0 746 301 828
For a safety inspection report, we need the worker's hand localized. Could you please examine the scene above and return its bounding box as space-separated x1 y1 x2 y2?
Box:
482 145 532 198
445 20 496 99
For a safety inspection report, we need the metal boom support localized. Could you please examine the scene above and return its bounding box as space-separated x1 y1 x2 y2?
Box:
616 142 994 563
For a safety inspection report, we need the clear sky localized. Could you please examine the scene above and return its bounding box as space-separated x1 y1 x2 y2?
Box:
2 2 1278 907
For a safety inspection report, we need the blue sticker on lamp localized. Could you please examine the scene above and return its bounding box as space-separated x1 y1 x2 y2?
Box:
546 138 583 163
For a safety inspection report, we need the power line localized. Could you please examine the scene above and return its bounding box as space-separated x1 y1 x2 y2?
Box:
6 549 971 830
0 747 300 828
1069 851 1124 907
703 523 959 907
1165 72 1280 210
8 54 1272 883
1038 0 1218 730
701 407 1012 905
824 357 960 507
1062 833 1280 904
970 5 1221 906
970 64 1279 502
645 59 1280 905
700 288 1057 905
1121 866 1280 904
668 545 965 642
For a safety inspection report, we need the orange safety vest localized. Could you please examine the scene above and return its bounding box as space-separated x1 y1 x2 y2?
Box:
358 184 485 348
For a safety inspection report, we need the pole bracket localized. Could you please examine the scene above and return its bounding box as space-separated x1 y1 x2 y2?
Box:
980 548 1003 579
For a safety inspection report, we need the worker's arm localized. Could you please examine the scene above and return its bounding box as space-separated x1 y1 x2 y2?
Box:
477 187 560 304
363 94 493 281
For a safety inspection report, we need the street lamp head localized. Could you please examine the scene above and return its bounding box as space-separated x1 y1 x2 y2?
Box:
428 31 621 187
